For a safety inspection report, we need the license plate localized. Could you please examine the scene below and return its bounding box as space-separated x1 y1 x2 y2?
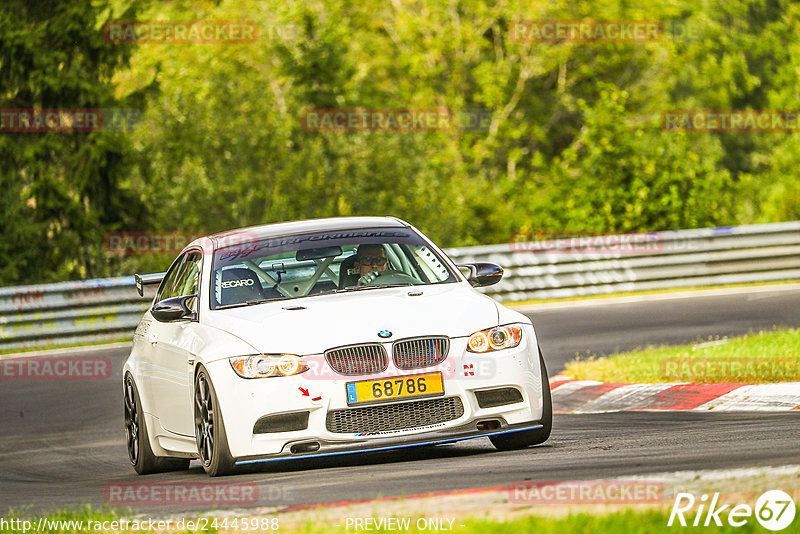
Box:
345 372 444 406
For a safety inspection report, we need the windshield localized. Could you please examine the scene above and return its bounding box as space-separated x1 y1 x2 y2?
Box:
209 227 458 309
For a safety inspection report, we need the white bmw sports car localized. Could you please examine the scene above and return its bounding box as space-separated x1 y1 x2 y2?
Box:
123 217 551 476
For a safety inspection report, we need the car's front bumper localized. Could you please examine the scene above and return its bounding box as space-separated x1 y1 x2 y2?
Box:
205 323 545 460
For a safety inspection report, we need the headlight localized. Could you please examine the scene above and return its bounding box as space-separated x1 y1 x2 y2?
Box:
229 354 308 378
467 325 522 353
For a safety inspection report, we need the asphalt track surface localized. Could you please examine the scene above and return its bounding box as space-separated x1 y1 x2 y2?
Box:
2 286 799 515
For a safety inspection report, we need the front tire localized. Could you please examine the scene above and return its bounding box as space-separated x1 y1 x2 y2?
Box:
489 346 552 451
194 368 235 476
124 374 190 474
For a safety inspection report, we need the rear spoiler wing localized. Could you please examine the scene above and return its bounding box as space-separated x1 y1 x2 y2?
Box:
134 272 165 296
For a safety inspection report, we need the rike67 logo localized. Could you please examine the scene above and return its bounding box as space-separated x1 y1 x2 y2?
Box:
668 490 796 531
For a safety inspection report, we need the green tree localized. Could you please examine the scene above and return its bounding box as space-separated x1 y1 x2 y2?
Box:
541 86 736 233
0 0 145 284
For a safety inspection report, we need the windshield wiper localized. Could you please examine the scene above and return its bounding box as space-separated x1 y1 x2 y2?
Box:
316 283 414 295
215 297 287 309
244 297 286 305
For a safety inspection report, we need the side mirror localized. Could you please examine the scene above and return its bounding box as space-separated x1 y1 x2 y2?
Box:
152 295 197 322
457 262 504 288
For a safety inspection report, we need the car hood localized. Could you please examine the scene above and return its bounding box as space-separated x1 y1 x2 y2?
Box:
204 283 500 355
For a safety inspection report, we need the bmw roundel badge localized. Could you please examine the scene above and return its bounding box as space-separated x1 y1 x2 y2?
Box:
378 330 392 339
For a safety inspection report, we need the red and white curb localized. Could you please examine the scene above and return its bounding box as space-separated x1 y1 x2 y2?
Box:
549 375 800 413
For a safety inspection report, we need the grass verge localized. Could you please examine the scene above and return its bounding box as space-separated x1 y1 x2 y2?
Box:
508 279 799 307
563 328 800 383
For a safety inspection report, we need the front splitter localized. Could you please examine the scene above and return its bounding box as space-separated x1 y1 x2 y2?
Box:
235 419 543 465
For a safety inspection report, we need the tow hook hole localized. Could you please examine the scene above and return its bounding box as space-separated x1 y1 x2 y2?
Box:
476 420 501 431
290 442 320 454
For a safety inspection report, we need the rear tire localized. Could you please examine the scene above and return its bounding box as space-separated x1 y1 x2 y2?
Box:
124 374 190 474
489 346 552 451
195 368 236 476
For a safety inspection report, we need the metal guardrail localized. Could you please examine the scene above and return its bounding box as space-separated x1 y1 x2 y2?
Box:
447 221 800 302
0 277 157 351
1 221 799 350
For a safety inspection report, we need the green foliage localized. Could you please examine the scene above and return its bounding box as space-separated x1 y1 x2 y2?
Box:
0 0 147 284
1 0 799 285
542 85 736 233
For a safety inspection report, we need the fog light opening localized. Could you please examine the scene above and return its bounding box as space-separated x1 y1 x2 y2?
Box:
290 442 321 454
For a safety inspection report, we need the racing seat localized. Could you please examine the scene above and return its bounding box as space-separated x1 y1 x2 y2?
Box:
338 255 360 288
218 268 267 306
